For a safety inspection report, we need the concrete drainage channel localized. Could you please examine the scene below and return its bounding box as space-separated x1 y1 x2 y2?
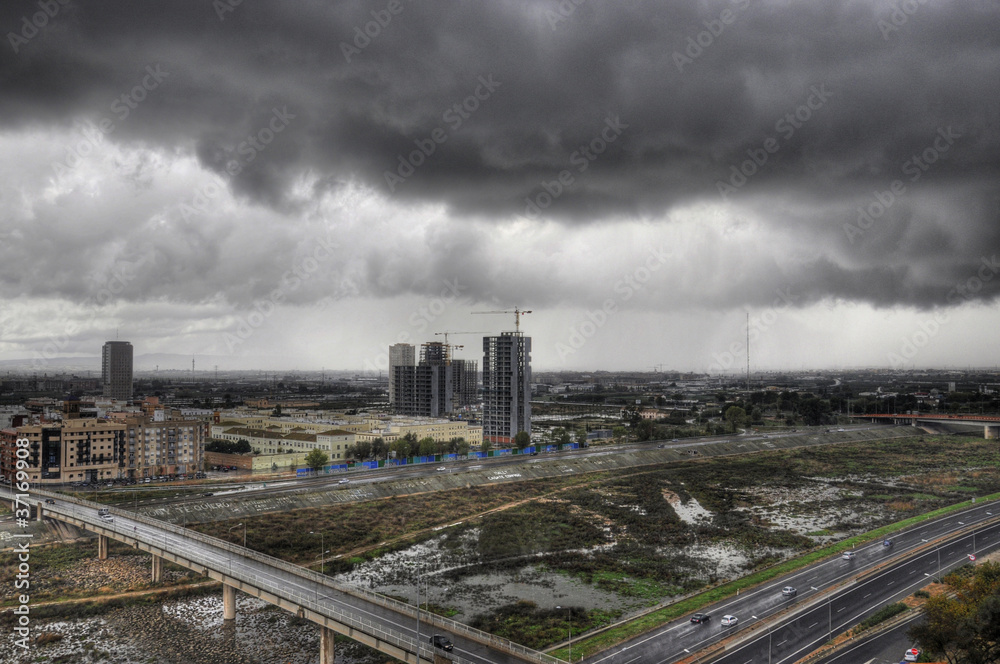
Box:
139 427 916 525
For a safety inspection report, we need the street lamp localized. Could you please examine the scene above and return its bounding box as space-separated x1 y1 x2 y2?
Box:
556 605 571 662
310 531 326 574
230 522 246 548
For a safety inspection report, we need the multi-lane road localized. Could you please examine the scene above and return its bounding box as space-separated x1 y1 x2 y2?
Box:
583 501 1000 664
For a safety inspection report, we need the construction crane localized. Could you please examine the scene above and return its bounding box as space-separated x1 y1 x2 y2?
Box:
471 308 532 332
432 331 487 365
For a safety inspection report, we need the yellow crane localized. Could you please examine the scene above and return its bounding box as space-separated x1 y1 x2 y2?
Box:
471 308 532 332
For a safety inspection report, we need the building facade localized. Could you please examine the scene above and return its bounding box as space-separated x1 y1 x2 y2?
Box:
1 419 127 485
482 332 531 444
392 342 478 417
101 340 133 400
388 343 415 406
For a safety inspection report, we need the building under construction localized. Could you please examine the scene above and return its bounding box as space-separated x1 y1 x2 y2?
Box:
391 341 478 417
482 331 531 445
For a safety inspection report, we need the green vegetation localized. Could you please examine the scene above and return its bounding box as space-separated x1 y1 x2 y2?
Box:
855 602 908 633
910 562 1000 664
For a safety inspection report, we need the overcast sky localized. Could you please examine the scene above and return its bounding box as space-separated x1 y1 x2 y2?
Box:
1 0 998 374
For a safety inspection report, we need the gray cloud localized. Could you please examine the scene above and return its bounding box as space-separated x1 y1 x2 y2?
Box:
1 0 999 323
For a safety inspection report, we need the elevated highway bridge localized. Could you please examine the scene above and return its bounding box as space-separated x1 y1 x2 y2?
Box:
2 487 560 664
857 413 1000 437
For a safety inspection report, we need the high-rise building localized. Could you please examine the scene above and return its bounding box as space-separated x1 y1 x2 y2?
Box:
102 341 133 401
388 343 415 405
393 342 478 417
482 332 531 444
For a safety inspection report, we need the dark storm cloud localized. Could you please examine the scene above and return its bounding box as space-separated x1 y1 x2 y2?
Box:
2 0 1000 312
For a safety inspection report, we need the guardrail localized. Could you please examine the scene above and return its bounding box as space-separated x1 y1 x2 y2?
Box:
5 487 562 664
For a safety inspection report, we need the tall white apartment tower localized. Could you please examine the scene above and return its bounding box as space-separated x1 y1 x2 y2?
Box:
482 332 531 445
388 343 415 406
101 340 133 401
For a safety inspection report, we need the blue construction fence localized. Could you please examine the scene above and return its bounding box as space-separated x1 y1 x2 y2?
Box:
296 443 581 475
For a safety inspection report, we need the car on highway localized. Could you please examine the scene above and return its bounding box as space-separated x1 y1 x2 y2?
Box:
430 634 454 652
883 538 894 548
44 499 55 504
338 478 350 484
781 586 797 597
99 513 114 522
903 648 921 661
842 551 856 560
690 613 710 624
203 492 214 497
721 615 738 627
436 467 446 471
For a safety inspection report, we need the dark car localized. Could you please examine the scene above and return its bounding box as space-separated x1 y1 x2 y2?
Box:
883 539 894 548
44 499 55 504
530 451 538 456
690 613 710 624
430 634 454 652
203 492 214 497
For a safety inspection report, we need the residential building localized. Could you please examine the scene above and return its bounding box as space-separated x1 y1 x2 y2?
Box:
101 340 133 401
388 343 415 406
2 419 127 485
392 342 478 417
482 332 531 444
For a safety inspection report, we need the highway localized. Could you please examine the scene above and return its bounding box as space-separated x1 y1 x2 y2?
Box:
812 613 923 664
582 500 1000 664
5 489 556 664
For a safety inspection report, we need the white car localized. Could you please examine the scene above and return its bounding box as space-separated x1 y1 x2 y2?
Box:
338 478 350 484
842 551 856 560
904 648 921 662
99 513 114 523
721 615 738 627
436 467 446 471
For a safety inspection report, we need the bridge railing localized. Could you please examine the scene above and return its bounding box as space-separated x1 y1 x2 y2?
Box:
8 488 561 664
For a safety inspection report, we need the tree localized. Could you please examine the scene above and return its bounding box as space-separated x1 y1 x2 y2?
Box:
418 436 436 456
513 431 531 449
371 437 387 461
271 404 283 417
910 562 1000 664
555 428 572 446
724 406 747 433
304 449 329 471
481 438 492 454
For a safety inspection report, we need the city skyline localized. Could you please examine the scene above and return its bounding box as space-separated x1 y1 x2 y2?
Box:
1 1 998 373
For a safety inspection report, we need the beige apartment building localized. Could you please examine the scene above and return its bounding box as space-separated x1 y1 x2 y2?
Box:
7 419 126 485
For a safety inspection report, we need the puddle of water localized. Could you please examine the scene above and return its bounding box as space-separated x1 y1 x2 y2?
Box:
663 489 714 524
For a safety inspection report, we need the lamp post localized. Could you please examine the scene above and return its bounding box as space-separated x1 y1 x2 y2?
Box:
310 531 326 574
416 570 424 661
556 605 571 662
230 523 246 547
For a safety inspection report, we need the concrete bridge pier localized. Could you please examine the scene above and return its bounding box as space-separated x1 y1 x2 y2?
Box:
320 626 335 664
986 425 1000 439
98 534 109 560
151 554 163 583
36 504 43 521
223 583 237 621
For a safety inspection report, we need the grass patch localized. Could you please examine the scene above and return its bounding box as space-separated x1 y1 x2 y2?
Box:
853 602 908 633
